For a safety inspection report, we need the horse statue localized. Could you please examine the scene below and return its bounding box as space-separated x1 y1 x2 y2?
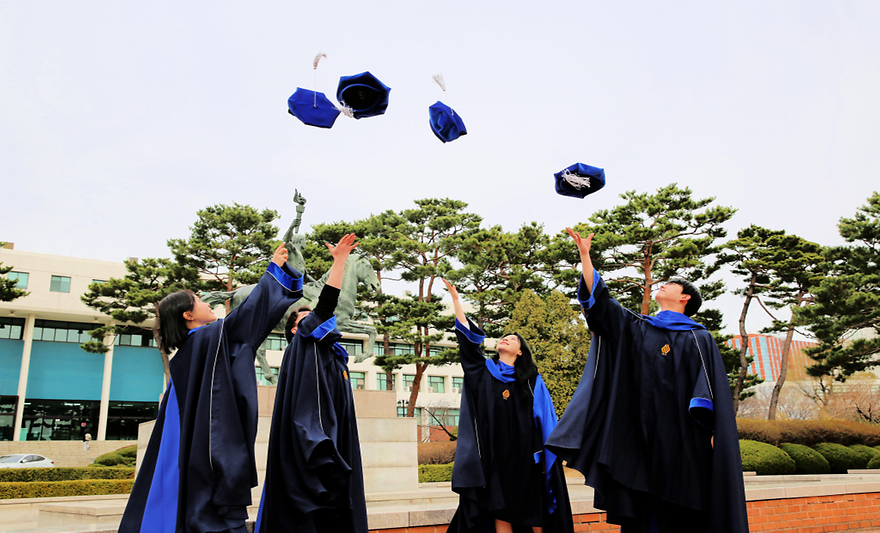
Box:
201 252 380 384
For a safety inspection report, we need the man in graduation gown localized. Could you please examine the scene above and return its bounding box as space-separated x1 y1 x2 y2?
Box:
256 233 368 533
545 229 749 533
120 245 303 533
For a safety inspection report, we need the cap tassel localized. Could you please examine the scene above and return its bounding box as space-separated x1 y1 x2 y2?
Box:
335 100 355 118
561 169 591 190
432 73 455 117
312 52 327 108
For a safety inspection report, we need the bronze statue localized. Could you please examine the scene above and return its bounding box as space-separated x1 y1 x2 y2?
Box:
202 192 379 384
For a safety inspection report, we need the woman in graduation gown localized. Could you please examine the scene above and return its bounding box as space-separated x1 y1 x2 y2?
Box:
119 244 303 533
443 279 573 533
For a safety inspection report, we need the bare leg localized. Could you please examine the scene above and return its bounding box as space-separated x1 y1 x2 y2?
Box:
532 527 543 533
494 520 513 533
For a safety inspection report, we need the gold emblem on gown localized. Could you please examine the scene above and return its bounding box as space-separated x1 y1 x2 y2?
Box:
343 370 348 380
502 389 510 400
661 344 671 355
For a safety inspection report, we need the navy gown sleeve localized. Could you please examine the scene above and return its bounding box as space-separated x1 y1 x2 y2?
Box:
224 262 303 349
578 270 631 340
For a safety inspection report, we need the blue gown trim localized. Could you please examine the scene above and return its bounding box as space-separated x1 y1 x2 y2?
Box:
455 317 485 345
577 271 600 309
533 374 560 513
332 342 350 364
141 379 181 532
268 262 304 292
485 359 515 383
689 397 715 430
642 310 706 331
255 483 266 532
305 315 337 341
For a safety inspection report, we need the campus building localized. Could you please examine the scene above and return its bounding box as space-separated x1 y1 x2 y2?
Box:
0 245 465 442
726 334 818 382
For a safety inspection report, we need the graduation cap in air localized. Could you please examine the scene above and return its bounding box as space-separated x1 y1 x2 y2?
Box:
336 71 391 119
428 74 467 143
288 89 340 129
287 53 341 129
554 163 606 198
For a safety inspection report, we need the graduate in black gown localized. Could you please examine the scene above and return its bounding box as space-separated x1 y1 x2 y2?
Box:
442 279 573 533
119 244 303 533
545 229 749 533
256 233 368 533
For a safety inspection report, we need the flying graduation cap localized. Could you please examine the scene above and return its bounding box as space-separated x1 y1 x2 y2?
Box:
287 53 341 129
554 163 606 198
428 74 466 143
336 71 391 119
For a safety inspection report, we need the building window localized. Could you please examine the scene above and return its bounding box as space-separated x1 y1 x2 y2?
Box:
263 333 285 351
105 401 160 440
0 317 25 341
49 275 71 293
428 407 460 427
7 271 28 289
0 396 17 441
377 373 395 391
32 320 100 344
91 279 107 285
255 366 281 385
338 339 364 357
452 377 464 394
428 376 445 393
113 327 157 347
350 371 365 390
21 399 100 441
403 374 420 392
397 405 422 420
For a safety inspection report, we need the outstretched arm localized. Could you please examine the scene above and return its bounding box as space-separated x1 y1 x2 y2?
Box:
325 233 358 290
567 227 594 289
442 278 467 329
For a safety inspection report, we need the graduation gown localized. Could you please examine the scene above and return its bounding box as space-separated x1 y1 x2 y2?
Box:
256 285 368 533
119 263 303 533
545 272 749 533
447 318 574 533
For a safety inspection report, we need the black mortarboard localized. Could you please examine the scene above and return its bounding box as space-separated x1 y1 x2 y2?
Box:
553 163 606 198
287 88 340 129
336 71 391 119
428 101 467 143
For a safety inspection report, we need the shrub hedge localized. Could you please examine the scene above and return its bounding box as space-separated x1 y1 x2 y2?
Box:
812 443 867 473
868 454 880 469
90 445 138 468
777 443 830 475
849 444 879 464
418 442 456 465
737 419 880 447
740 440 796 475
0 467 134 483
0 479 134 500
418 463 453 483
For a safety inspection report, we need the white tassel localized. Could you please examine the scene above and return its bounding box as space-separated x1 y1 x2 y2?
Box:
335 100 355 118
562 169 591 190
432 73 446 92
313 52 327 69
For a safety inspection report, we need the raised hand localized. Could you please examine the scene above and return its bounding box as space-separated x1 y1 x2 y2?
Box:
442 278 460 301
272 243 289 267
566 227 593 260
325 233 359 262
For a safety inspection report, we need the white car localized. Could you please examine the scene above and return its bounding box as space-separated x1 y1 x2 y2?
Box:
0 454 55 469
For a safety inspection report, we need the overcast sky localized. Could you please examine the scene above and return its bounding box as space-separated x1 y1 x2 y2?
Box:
2 1 879 335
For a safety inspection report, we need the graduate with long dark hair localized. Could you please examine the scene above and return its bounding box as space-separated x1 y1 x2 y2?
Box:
442 279 573 533
119 244 303 533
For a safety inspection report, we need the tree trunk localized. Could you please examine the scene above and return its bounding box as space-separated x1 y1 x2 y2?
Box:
768 293 804 420
407 362 427 417
641 255 653 315
732 273 757 413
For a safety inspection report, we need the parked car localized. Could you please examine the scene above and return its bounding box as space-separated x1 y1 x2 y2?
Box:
0 454 55 468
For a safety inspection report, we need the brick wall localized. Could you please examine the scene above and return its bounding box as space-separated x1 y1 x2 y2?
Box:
367 492 880 533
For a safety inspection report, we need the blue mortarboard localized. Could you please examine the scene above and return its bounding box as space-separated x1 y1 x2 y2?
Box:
428 101 467 143
554 163 606 198
287 88 340 129
336 71 391 119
